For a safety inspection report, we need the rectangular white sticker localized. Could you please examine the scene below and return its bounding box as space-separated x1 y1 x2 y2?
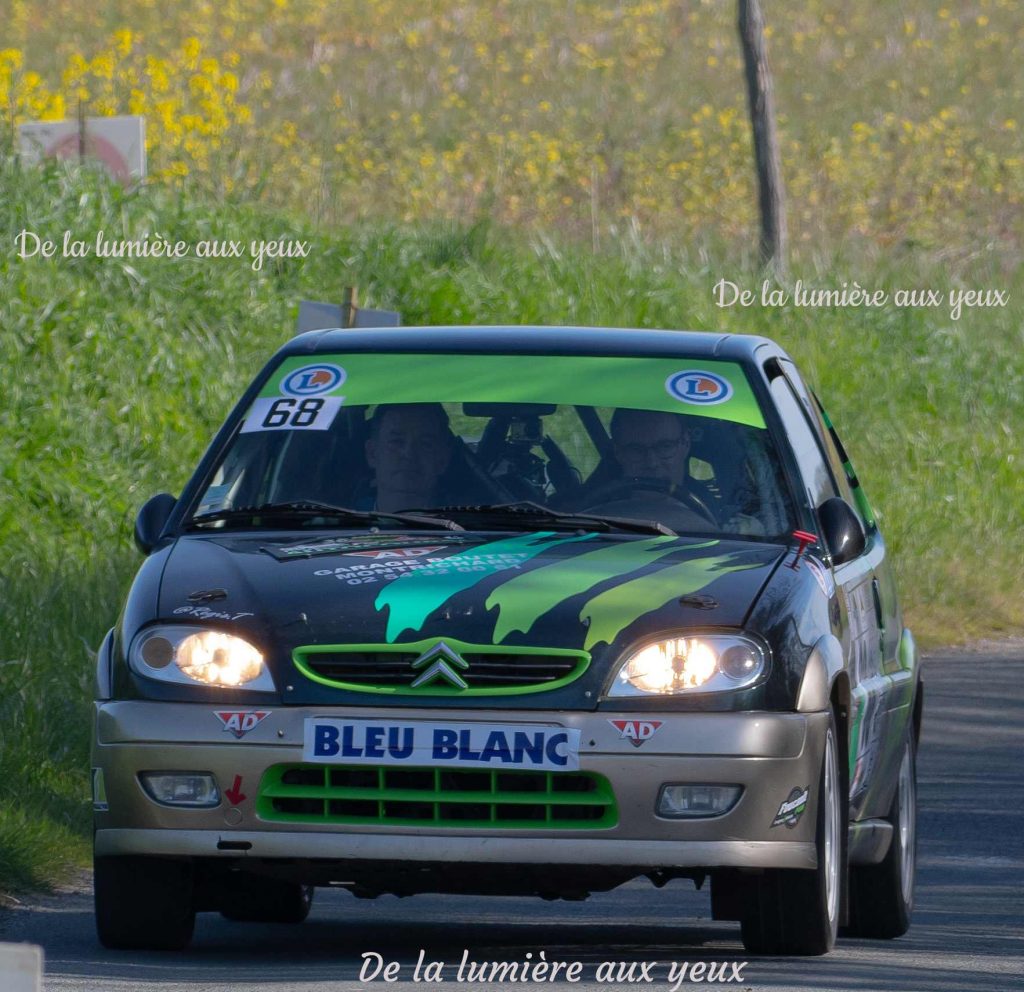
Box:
240 395 343 433
303 718 580 772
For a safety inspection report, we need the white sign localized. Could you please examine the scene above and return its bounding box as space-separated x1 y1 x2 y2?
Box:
0 943 43 992
304 719 580 771
18 115 146 182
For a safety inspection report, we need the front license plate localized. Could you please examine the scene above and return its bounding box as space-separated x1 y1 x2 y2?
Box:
303 718 580 772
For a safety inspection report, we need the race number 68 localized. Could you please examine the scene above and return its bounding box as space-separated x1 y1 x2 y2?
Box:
262 398 324 428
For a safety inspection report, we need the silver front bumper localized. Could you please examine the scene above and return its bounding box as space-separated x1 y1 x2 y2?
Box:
93 702 828 870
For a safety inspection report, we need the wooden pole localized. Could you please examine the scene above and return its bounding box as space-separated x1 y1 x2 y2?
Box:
738 0 787 275
340 286 357 328
77 98 86 162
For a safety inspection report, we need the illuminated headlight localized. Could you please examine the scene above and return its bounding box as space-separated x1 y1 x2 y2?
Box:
608 635 766 697
130 625 273 690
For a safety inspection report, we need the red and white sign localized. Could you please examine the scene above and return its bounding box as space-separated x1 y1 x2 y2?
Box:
215 710 270 739
19 115 146 182
608 719 663 748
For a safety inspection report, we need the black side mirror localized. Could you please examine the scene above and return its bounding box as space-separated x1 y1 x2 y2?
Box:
817 496 866 566
134 493 177 554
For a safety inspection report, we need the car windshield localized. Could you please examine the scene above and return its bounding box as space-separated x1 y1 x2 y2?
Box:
192 352 796 540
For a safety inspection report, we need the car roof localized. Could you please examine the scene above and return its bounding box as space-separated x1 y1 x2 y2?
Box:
279 325 788 365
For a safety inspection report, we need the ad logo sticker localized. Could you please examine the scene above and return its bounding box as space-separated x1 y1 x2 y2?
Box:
609 719 663 748
771 786 809 828
666 370 733 406
281 363 346 396
216 710 271 739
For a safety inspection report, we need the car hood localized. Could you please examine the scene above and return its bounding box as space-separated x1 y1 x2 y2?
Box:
158 530 784 654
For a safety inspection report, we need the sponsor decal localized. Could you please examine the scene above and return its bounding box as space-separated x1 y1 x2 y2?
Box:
172 605 254 621
771 786 809 828
280 362 346 396
347 546 444 560
240 395 343 434
666 369 733 406
196 483 232 515
804 556 835 598
267 534 469 561
609 719 663 748
304 719 580 771
92 767 109 812
215 710 271 738
316 550 526 587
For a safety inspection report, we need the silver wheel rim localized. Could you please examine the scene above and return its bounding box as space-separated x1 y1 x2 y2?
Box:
824 728 840 926
897 745 916 905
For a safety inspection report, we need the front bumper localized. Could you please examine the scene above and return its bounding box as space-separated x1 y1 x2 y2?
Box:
93 702 827 871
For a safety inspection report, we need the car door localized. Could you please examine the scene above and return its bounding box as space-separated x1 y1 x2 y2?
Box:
767 363 892 821
782 360 912 818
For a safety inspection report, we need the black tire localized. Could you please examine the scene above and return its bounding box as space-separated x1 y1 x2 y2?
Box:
846 731 916 938
741 713 845 956
94 855 195 950
220 875 314 923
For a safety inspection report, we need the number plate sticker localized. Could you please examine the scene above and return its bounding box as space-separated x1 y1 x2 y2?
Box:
240 395 344 433
303 719 581 772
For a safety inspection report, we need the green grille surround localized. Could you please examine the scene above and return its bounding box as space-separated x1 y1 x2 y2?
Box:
293 638 591 696
257 763 618 830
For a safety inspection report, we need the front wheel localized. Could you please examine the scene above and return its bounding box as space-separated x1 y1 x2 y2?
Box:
741 713 845 955
94 855 195 950
846 732 916 938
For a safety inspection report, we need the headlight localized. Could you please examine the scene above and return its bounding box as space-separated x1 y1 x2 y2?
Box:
130 625 274 690
607 634 767 697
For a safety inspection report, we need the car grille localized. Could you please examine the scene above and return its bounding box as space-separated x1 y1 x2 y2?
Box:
293 643 590 695
257 764 617 829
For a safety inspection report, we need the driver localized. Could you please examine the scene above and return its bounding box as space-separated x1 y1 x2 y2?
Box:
575 408 717 532
606 409 765 536
365 403 454 511
610 408 695 495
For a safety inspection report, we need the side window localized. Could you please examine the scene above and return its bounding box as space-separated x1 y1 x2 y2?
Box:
812 397 877 530
768 375 838 508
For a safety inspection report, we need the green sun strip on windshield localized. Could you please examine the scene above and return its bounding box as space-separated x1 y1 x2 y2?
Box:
487 538 718 643
260 353 766 429
580 552 765 651
376 532 597 642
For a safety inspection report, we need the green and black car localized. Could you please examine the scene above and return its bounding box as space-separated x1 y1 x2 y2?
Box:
92 326 921 955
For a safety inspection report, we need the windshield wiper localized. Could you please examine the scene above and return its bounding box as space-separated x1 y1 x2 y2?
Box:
188 501 463 531
421 501 676 536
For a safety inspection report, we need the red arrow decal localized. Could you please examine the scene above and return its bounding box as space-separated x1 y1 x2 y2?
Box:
224 775 246 806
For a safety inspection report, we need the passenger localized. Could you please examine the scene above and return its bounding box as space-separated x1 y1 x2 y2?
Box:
364 403 454 511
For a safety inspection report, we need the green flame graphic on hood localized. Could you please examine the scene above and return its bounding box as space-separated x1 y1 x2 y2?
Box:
375 531 596 641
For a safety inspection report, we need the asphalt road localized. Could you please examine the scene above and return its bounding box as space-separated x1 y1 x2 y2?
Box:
2 650 1022 992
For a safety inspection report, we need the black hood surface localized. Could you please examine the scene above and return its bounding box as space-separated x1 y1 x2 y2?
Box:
158 531 783 654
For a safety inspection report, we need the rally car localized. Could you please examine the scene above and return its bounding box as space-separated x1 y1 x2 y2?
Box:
92 326 921 955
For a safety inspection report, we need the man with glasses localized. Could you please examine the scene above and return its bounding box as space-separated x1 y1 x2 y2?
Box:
574 408 716 531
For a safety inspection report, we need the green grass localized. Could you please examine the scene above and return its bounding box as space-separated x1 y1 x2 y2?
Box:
1 156 1022 897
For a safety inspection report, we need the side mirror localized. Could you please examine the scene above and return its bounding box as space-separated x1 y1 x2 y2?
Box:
817 496 866 566
134 493 177 554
